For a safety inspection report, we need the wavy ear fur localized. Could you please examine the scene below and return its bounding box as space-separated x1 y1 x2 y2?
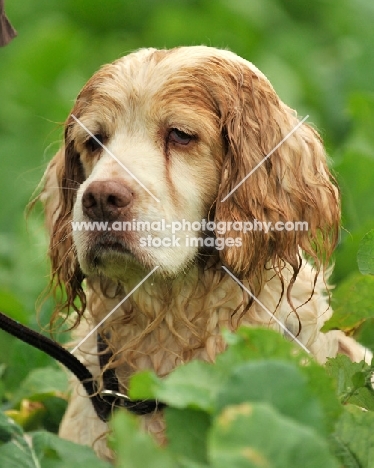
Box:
205 56 339 290
40 124 86 321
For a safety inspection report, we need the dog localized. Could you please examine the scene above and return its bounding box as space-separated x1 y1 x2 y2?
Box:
38 46 368 460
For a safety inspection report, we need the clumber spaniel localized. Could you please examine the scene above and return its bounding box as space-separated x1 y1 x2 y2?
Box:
39 46 367 460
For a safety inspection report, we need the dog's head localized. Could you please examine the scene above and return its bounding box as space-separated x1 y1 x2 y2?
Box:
40 46 340 314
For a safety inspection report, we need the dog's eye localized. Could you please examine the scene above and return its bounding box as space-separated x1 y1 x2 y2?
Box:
168 128 193 145
86 134 104 152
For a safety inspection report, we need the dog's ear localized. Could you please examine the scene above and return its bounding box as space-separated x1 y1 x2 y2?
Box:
39 120 86 320
209 57 339 286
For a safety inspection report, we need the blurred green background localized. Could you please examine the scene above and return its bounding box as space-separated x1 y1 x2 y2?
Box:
0 0 374 403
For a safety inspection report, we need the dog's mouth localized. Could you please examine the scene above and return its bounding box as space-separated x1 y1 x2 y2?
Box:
86 233 133 268
97 239 130 254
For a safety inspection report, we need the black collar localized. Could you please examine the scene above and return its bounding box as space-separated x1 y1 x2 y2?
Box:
96 333 166 420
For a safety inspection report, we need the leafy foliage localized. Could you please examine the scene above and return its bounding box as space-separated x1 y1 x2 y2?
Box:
323 274 374 333
1 328 374 466
332 405 374 468
124 328 374 467
0 411 112 468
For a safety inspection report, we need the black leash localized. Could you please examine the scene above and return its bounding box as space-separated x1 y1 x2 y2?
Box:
0 311 165 421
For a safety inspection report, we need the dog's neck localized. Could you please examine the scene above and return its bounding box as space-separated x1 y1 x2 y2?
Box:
78 261 314 390
83 264 256 385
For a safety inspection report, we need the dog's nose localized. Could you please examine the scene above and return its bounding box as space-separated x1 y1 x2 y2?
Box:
82 180 133 221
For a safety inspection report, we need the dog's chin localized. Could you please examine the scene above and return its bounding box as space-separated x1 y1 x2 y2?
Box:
78 246 205 286
75 228 208 281
79 241 145 280
78 241 194 282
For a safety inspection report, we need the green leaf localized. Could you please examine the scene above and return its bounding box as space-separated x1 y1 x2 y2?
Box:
216 360 326 434
218 327 307 366
10 367 68 407
357 229 374 275
218 328 342 432
127 370 162 400
353 318 374 350
0 412 46 468
323 273 374 331
0 411 24 444
0 412 110 468
0 430 39 467
2 340 57 393
208 402 339 468
110 410 175 468
332 405 374 468
326 355 365 395
31 431 112 468
130 360 224 412
326 354 374 410
165 408 211 465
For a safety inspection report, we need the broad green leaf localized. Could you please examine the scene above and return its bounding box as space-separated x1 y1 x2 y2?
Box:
332 405 374 468
326 354 374 410
333 220 374 285
357 229 374 275
218 327 307 366
130 360 224 412
3 341 57 393
215 360 325 434
110 410 175 468
10 367 68 407
208 402 339 468
38 397 67 433
31 431 112 468
0 433 39 467
323 273 374 331
128 370 162 400
0 411 24 443
165 408 211 465
0 412 110 468
353 318 374 351
326 354 369 395
0 412 45 468
218 328 342 432
298 354 343 432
